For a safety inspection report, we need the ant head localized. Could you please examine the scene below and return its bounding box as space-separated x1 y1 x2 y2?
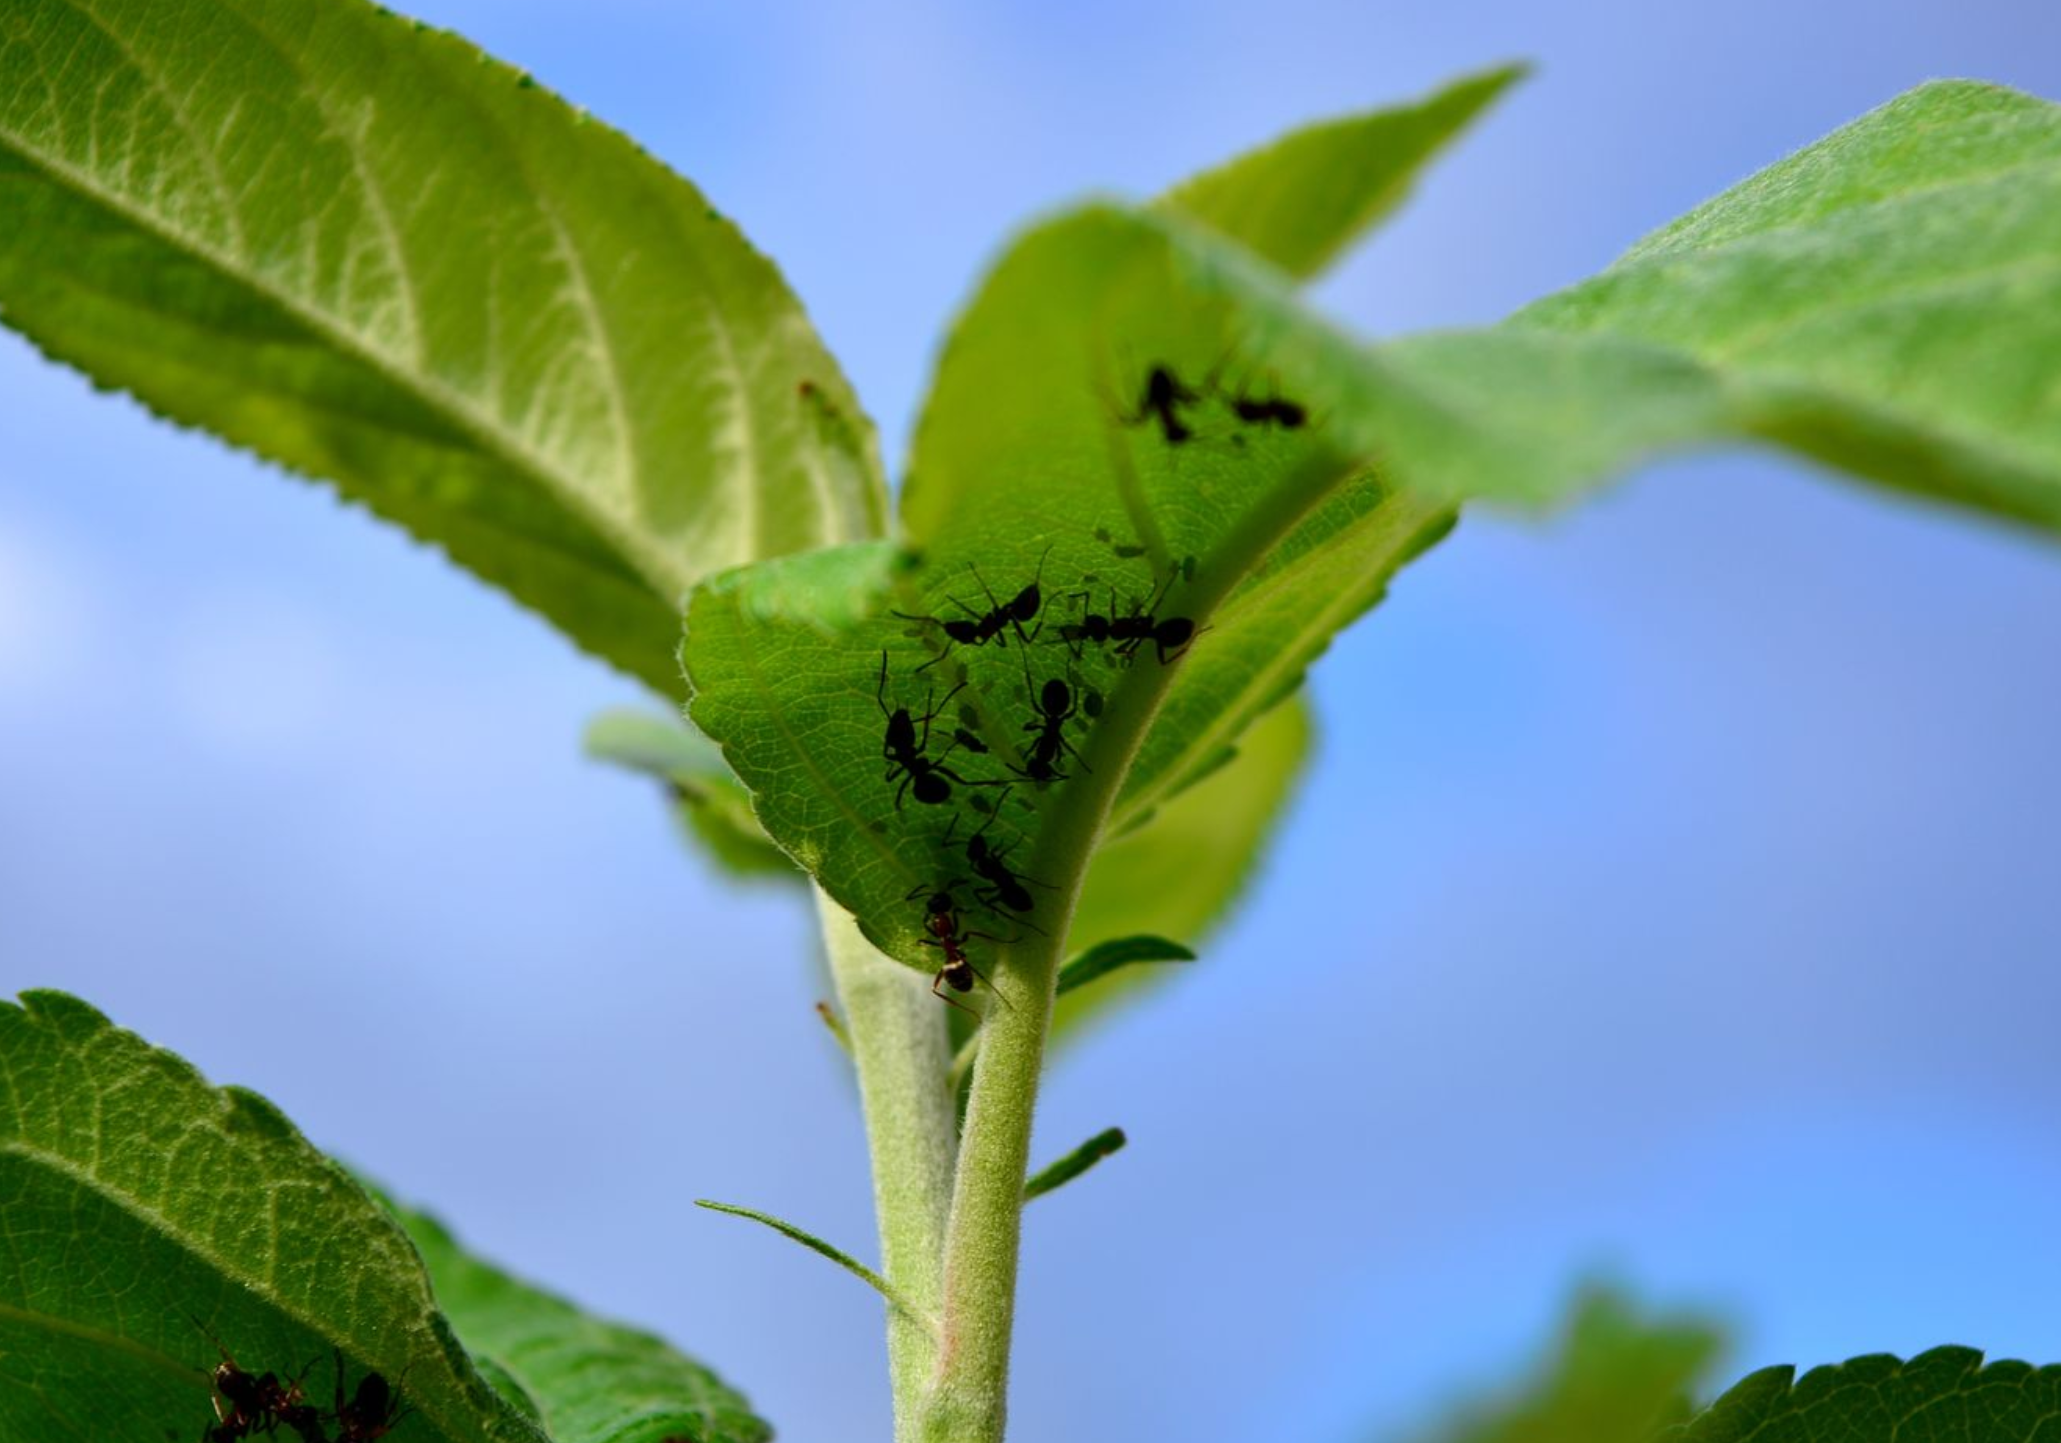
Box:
926 891 954 916
1040 677 1072 715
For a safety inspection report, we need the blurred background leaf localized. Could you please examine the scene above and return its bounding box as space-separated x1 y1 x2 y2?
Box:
1408 1288 1723 1443
585 709 802 883
394 1196 774 1443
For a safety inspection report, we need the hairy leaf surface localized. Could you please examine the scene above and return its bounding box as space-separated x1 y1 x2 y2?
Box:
0 0 884 693
1668 1348 2061 1443
0 990 767 1443
0 990 542 1443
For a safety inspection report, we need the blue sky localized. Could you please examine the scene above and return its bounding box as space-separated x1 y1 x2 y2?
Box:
4 3 2061 1440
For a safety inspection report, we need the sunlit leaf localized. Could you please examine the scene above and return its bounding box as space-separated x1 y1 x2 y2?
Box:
0 0 885 693
1164 63 1526 280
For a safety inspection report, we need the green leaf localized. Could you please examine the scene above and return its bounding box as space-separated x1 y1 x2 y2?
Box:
584 709 800 882
1055 936 1196 999
0 0 885 694
1424 1288 1722 1443
394 1200 772 1443
1668 1349 2061 1443
0 989 545 1443
1162 63 1527 280
688 78 2061 987
1021 1128 1126 1203
693 1201 930 1329
1496 80 2061 527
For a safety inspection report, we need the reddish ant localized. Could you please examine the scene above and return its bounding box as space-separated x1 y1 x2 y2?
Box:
904 887 1014 1017
190 1317 318 1443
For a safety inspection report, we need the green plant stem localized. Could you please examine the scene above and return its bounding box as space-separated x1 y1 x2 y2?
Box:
818 893 958 1440
915 446 1360 1442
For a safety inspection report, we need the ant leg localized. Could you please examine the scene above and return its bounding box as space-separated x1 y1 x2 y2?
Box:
1058 731 1094 772
963 961 1013 1010
931 972 981 1018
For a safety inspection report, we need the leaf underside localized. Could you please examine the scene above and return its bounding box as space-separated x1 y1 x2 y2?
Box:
686 79 2061 980
0 0 885 694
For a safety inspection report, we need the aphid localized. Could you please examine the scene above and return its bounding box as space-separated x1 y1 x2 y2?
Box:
891 551 1049 670
950 703 992 756
332 1351 411 1442
1093 525 1149 561
877 652 985 809
904 888 1010 1017
1116 363 1203 445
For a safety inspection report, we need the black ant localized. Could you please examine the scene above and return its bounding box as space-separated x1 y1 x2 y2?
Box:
877 651 986 809
891 550 1049 671
905 887 1011 1017
333 1350 411 1442
1225 375 1307 432
1012 651 1090 784
960 792 1053 917
1059 574 1199 666
1117 363 1204 445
